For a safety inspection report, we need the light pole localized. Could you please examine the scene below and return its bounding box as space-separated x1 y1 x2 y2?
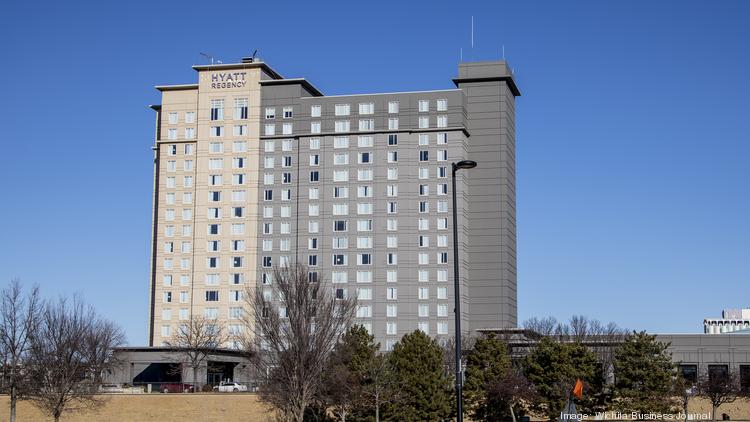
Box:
451 159 476 422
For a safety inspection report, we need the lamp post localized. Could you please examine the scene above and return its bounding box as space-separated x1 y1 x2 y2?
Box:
451 159 476 422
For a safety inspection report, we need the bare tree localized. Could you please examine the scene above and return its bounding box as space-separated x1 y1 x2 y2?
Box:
0 279 41 422
243 264 357 422
487 368 538 422
164 315 229 390
696 369 744 421
81 318 126 384
522 316 560 337
25 296 124 422
360 353 399 422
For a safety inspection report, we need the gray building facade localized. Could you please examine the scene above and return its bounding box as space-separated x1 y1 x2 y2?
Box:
149 58 519 350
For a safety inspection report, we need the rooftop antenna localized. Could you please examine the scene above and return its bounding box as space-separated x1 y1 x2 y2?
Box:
200 52 216 65
252 49 258 61
471 16 474 49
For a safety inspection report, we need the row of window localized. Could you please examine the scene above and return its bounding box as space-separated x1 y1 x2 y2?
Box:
265 116 448 136
268 99 448 119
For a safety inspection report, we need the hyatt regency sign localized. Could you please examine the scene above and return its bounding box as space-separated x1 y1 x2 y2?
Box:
211 72 247 89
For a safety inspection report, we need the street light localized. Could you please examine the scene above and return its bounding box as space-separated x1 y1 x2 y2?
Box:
451 159 476 422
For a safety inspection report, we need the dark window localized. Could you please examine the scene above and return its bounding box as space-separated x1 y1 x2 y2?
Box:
205 291 219 301
232 273 242 284
708 365 729 383
335 289 345 299
233 257 242 267
308 272 319 283
308 255 318 266
262 256 272 267
741 365 750 393
333 254 345 266
209 225 219 235
388 134 398 145
333 220 347 232
419 151 429 161
233 207 243 217
679 365 698 384
310 171 319 182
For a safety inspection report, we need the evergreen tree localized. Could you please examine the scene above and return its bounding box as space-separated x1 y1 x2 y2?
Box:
523 337 603 421
384 330 453 421
320 325 379 421
464 333 512 421
613 331 677 414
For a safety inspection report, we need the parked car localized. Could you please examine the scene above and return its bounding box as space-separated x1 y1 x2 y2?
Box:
99 383 124 393
161 383 194 393
214 381 248 392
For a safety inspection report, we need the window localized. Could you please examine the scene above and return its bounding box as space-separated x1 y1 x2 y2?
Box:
437 115 448 128
234 98 248 119
357 220 372 232
387 202 397 214
185 128 195 139
185 112 195 123
332 272 348 284
310 154 320 166
387 322 397 335
357 288 372 300
359 102 374 114
358 254 372 266
283 106 293 118
358 169 373 181
233 125 247 136
310 105 321 117
741 365 750 392
358 135 373 147
387 270 397 283
333 170 349 182
358 152 372 164
419 218 429 230
439 252 448 264
679 365 698 384
309 137 320 149
335 104 350 116
418 116 429 129
334 153 349 165
708 365 729 383
386 185 397 197
419 304 429 317
209 142 223 153
358 119 374 131
357 270 372 282
310 121 321 133
386 287 397 300
419 133 429 146
211 126 224 137
437 287 448 299
438 304 448 317
210 99 224 121
357 203 372 215
333 220 348 232
437 132 448 144
265 107 276 119
357 305 372 318
387 219 398 231
358 186 371 198
419 168 430 179
310 171 320 182
264 124 275 136
438 150 448 161
387 253 397 265
419 184 429 196
282 122 293 135
334 120 350 132
334 186 349 198
418 253 429 265
419 235 430 247
437 322 448 335
388 118 399 130
334 136 349 148
418 100 429 112
386 304 397 317
388 134 398 145
167 128 177 140
419 151 429 162
205 291 219 301
387 236 398 248
332 203 348 215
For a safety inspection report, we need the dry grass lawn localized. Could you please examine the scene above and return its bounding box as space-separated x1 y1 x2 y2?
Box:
0 393 274 422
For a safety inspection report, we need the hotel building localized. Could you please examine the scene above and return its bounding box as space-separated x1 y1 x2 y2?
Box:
147 57 520 350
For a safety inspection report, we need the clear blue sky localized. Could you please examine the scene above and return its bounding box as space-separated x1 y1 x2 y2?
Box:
1 0 748 345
